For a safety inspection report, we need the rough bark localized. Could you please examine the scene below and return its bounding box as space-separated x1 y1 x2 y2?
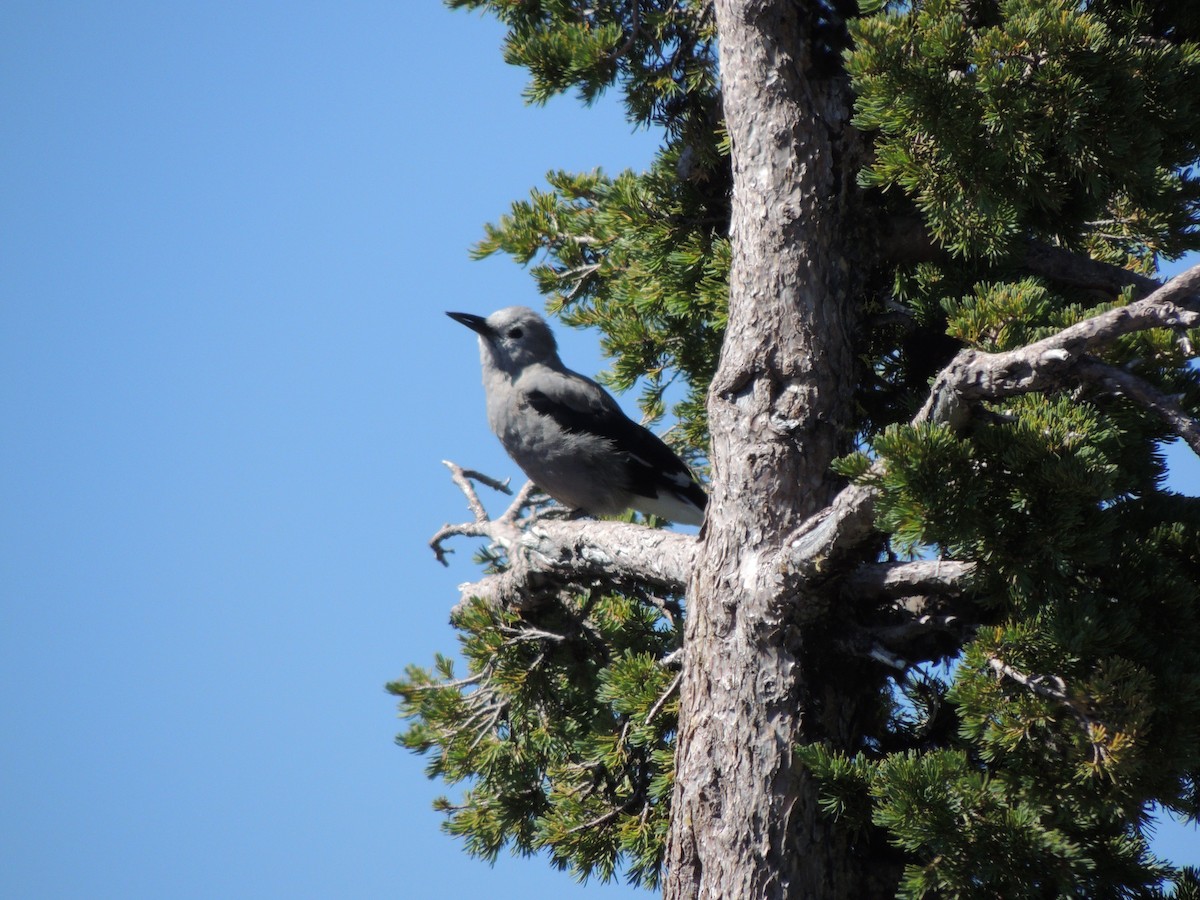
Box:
664 2 899 897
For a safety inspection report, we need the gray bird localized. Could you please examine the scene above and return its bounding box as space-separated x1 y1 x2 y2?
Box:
447 306 707 525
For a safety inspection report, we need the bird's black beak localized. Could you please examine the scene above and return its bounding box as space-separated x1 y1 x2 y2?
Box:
446 311 493 338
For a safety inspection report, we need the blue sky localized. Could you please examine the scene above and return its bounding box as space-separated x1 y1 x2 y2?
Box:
1 4 1196 898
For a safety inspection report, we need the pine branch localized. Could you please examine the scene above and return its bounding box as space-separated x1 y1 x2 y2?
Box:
563 798 639 836
917 262 1200 430
645 670 682 725
846 559 976 600
430 463 697 613
986 658 1134 775
1074 359 1200 458
781 264 1200 586
987 657 1094 731
1018 240 1159 299
880 216 1161 300
606 0 641 63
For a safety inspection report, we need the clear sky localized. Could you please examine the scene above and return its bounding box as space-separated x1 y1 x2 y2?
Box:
1 4 1197 899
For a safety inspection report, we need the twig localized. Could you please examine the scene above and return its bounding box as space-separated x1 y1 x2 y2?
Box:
645 670 682 725
498 480 549 525
606 0 640 63
563 799 638 836
498 624 568 644
467 701 507 753
429 520 490 567
987 657 1092 727
442 459 511 524
1074 358 1200 458
401 669 488 693
643 593 683 628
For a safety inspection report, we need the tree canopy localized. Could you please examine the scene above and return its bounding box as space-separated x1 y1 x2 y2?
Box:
392 2 1200 896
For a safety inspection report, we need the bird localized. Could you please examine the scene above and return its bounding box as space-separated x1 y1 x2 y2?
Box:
446 306 707 526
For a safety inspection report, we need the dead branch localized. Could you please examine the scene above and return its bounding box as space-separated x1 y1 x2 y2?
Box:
431 463 698 614
443 460 511 520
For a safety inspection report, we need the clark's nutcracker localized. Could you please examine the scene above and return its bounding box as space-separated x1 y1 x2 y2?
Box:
447 306 707 525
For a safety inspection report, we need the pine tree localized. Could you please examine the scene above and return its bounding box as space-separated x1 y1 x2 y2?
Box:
390 1 1200 896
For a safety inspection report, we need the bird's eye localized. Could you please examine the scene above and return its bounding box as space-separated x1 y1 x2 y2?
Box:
508 327 524 339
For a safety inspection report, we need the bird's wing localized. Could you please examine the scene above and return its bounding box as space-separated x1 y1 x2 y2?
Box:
521 368 706 508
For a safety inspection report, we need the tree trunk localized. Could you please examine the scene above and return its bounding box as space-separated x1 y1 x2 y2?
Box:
664 2 897 896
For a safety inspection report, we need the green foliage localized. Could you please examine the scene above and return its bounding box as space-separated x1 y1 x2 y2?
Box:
400 0 1200 892
389 592 680 887
826 396 1200 895
849 0 1200 260
446 0 719 139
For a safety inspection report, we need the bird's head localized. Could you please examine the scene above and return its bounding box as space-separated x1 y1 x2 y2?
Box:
447 306 559 375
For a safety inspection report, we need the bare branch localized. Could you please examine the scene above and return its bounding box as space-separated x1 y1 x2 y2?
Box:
846 559 976 600
782 482 877 588
443 460 512 521
467 700 508 753
499 624 568 644
644 593 683 629
429 520 491 567
431 462 698 610
430 469 561 566
1074 359 1200 458
918 263 1200 428
429 463 519 564
498 480 551 524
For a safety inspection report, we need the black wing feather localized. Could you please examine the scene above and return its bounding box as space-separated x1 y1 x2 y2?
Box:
525 388 706 509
